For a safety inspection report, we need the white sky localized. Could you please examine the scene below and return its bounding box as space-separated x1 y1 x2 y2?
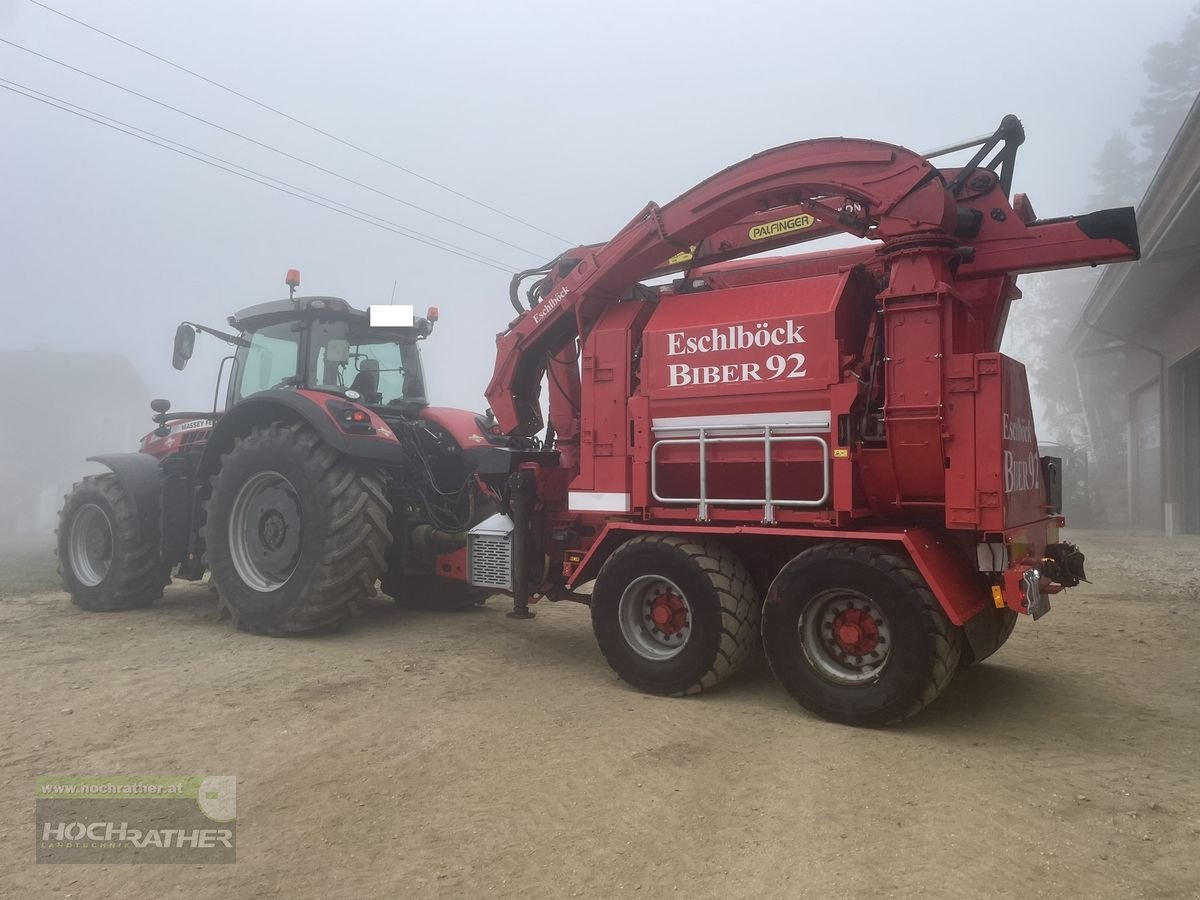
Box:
1 0 1191 412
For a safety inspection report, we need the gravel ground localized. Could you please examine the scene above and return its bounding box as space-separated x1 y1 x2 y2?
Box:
1 529 1197 899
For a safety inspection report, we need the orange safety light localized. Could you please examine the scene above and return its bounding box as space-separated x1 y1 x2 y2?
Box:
285 269 301 288
426 305 440 323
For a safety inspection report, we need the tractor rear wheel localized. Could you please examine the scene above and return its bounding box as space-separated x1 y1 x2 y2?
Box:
381 573 489 610
205 422 391 635
761 543 962 726
57 473 163 611
591 534 759 697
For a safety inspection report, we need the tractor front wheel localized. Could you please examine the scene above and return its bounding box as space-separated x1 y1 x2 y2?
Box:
57 473 163 611
205 422 391 635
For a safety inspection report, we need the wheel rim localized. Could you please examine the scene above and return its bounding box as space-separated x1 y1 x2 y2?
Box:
68 503 113 587
227 470 303 592
799 589 892 684
618 575 692 661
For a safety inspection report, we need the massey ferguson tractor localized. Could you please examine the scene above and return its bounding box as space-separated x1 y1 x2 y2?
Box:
58 279 493 634
58 117 1139 725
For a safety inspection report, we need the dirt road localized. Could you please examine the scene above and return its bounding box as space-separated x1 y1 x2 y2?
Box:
1 530 1198 899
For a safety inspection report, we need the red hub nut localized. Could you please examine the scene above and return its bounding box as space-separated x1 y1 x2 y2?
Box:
649 593 688 635
831 608 880 656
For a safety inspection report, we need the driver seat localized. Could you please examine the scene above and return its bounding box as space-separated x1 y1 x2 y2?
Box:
349 359 381 403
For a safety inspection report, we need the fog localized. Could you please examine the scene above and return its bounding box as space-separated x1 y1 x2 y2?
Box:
1 0 1192 532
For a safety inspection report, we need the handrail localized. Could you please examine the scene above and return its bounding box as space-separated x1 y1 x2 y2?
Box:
650 423 831 523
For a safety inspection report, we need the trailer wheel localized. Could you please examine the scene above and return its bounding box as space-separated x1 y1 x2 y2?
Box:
591 534 759 696
204 422 391 635
57 473 163 611
381 573 489 610
762 543 962 726
961 607 1017 667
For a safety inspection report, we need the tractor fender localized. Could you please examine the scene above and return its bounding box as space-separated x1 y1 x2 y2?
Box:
196 391 405 485
420 406 488 449
86 452 162 540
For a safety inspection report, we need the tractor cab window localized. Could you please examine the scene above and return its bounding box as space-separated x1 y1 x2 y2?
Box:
343 340 426 405
311 320 427 406
234 322 302 400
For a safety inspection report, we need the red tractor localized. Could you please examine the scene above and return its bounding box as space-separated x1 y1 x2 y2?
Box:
59 117 1139 725
58 279 495 634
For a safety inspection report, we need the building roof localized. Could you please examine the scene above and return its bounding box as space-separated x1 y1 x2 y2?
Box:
1071 91 1200 349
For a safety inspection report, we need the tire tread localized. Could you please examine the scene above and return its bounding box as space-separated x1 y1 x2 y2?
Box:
205 422 392 635
598 533 760 697
57 473 163 611
762 541 962 725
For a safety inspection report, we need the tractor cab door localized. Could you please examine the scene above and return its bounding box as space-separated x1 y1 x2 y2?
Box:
230 322 304 403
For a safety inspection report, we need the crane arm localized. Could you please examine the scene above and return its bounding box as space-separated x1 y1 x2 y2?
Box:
485 137 954 435
484 118 1139 440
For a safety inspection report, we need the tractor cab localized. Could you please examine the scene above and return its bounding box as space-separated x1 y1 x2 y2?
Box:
151 271 440 460
169 291 437 415
223 296 435 410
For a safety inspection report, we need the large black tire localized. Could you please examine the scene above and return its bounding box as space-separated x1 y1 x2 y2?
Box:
205 422 391 635
762 543 962 726
57 473 163 611
591 534 759 697
961 607 1018 667
381 573 489 610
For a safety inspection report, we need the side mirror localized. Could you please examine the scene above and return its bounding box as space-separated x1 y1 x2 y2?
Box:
172 324 195 371
151 398 171 437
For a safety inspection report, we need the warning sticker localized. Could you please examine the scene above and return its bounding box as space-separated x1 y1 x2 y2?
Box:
748 214 816 241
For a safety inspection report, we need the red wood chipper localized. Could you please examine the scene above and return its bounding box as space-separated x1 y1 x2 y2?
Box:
469 114 1138 724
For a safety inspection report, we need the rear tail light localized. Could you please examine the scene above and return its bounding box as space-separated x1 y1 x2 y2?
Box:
325 399 376 435
563 549 585 579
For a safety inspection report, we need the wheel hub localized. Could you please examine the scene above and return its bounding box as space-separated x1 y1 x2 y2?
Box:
260 510 288 552
228 471 304 592
833 608 881 655
68 503 113 587
799 590 892 685
618 575 692 661
86 526 108 560
649 592 688 635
